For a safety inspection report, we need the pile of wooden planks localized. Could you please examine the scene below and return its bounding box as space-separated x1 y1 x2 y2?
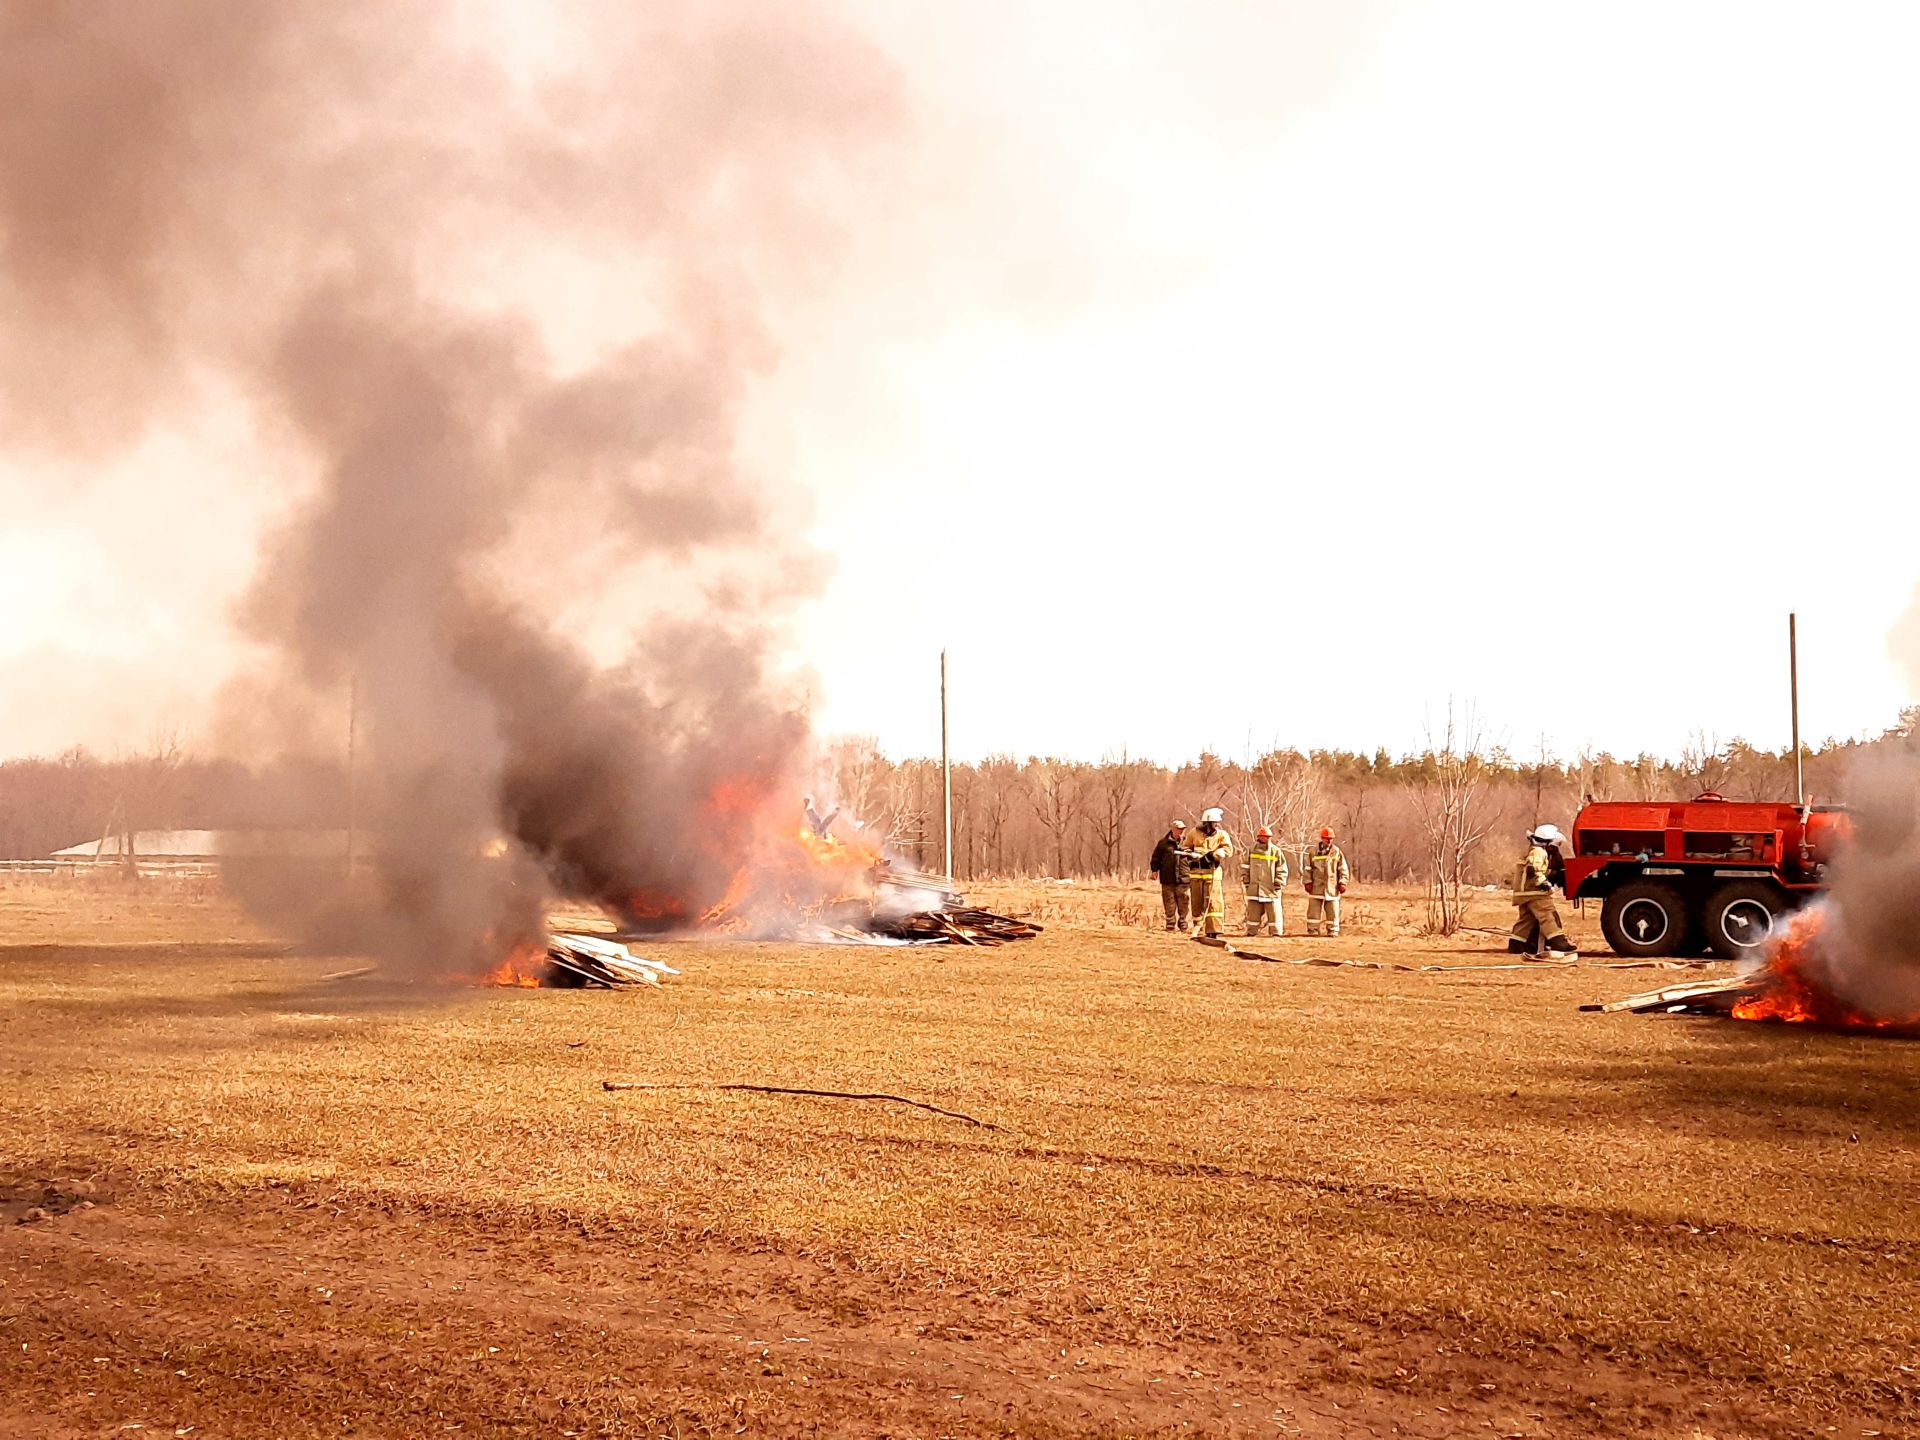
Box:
872 907 1045 947
542 933 679 988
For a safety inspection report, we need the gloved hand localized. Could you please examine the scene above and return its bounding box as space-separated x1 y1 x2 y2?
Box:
1337 882 1347 895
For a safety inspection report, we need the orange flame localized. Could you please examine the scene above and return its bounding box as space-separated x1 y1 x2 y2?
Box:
484 939 548 988
1731 908 1909 1032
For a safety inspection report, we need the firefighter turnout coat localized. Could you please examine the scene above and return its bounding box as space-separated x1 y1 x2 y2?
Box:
1243 844 1288 901
1188 824 1234 929
1304 843 1349 898
1510 844 1555 902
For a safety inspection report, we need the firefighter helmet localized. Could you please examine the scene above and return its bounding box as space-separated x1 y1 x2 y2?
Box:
1201 807 1225 824
1530 823 1564 846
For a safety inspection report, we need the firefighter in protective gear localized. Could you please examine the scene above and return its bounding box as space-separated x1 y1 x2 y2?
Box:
1186 807 1234 938
1510 823 1575 957
1303 827 1349 936
1243 827 1287 936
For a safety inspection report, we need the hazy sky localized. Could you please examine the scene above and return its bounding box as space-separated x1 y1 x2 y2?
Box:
3 1 1916 767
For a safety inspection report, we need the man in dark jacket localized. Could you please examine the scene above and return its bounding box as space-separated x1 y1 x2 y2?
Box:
1149 820 1192 932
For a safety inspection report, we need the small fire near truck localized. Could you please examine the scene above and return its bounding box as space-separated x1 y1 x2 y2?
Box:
1565 793 1849 960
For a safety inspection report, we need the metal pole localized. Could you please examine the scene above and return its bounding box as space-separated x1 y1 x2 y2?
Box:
1789 613 1804 807
344 673 358 881
941 649 953 880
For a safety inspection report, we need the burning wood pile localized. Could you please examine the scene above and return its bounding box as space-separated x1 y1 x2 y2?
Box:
687 820 1043 948
488 933 678 989
485 856 1038 987
1586 906 1920 1035
487 800 1042 983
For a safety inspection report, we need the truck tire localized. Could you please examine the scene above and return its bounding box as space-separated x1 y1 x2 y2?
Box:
1704 880 1785 962
1601 880 1686 958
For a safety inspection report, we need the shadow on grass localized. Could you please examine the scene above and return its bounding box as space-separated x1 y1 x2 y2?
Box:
0 942 295 965
0 942 472 1026
1558 1017 1920 1141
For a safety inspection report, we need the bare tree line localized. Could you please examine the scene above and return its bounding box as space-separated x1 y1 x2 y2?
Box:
825 707 1916 887
1 708 1912 880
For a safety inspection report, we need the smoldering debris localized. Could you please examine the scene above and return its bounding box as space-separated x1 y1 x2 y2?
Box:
492 933 679 990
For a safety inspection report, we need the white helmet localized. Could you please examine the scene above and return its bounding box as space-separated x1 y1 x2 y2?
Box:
1529 823 1564 846
1201 807 1225 824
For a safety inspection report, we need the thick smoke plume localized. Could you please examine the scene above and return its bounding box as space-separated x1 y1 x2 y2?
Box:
1768 588 1920 1021
0 1 898 966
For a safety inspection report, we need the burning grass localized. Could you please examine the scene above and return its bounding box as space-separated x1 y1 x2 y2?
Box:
2 877 1917 1436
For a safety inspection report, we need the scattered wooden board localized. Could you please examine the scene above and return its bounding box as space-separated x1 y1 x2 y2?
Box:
1580 975 1760 1014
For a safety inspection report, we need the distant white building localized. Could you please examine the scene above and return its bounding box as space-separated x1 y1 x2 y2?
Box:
50 829 359 861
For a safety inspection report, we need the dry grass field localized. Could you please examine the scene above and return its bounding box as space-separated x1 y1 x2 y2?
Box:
2 873 1918 1438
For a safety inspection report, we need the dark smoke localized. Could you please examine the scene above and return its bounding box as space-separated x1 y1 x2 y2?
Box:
0 0 899 966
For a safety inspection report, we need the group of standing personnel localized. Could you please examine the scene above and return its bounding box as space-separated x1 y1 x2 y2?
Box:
1149 812 1577 955
1149 816 1350 940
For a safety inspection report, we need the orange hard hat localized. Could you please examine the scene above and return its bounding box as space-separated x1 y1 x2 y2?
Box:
1320 827 1334 839
1256 826 1272 839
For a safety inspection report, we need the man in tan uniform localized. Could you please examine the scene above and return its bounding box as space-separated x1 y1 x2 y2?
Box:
1303 827 1349 937
1510 823 1576 957
1242 827 1288 936
1186 807 1234 939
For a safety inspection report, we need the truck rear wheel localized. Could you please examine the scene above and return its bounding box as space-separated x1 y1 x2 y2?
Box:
1601 880 1686 957
1704 880 1785 961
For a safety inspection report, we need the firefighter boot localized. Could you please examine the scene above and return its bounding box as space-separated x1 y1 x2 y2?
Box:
1545 933 1578 956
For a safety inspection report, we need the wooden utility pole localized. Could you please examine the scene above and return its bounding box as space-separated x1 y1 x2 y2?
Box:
941 649 953 880
344 673 358 881
1789 613 1804 807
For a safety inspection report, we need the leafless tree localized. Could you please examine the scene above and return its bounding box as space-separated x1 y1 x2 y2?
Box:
1404 703 1492 935
1027 757 1087 878
1239 748 1322 870
113 727 188 875
1574 747 1616 805
977 754 1022 875
1180 750 1227 824
1627 753 1665 802
1089 750 1142 878
949 763 978 878
1723 738 1794 801
1529 733 1552 826
1337 783 1370 879
1677 731 1732 795
884 759 934 863
830 735 887 830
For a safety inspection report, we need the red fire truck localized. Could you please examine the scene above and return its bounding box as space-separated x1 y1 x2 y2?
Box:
1565 794 1848 960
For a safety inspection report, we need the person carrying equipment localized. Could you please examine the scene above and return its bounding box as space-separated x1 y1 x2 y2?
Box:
1303 827 1349 936
1510 823 1576 957
1186 807 1234 939
1242 827 1288 936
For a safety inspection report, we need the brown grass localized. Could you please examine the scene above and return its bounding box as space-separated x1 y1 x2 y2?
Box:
1 874 1915 1437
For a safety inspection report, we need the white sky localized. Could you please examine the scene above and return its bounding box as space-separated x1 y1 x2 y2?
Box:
3 1 1917 767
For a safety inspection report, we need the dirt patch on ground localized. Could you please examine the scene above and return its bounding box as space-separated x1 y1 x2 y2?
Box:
0 1170 109 1227
3 1193 1826 1439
